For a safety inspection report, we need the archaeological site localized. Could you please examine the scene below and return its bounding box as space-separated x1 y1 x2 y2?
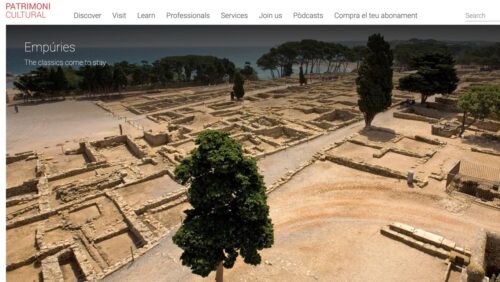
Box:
5 25 500 282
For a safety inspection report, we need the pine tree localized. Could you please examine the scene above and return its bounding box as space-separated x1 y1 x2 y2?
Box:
398 53 459 103
356 33 393 127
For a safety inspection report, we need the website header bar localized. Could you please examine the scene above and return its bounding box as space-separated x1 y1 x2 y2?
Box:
3 0 499 24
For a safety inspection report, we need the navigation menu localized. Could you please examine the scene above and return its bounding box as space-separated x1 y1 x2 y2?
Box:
166 12 210 19
137 12 155 19
112 12 127 19
220 12 248 19
5 2 497 24
73 12 102 19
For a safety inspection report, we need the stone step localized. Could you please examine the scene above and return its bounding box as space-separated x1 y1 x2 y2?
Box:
381 226 449 259
382 223 471 266
388 222 471 257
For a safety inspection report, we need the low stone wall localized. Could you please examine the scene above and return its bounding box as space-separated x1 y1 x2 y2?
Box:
93 223 129 244
6 193 38 207
470 118 500 132
54 173 122 204
432 123 461 138
125 136 146 159
135 188 187 215
211 109 243 117
471 147 500 157
169 137 194 147
266 156 318 194
36 158 49 177
91 135 127 148
348 138 383 149
80 141 100 163
325 154 427 187
254 132 326 160
394 110 439 123
41 253 64 281
6 208 55 230
414 134 446 145
448 176 500 202
326 154 405 179
6 179 38 198
106 192 153 247
40 247 95 282
8 234 70 272
171 115 195 125
6 151 37 164
90 135 147 160
6 202 38 221
47 162 107 182
37 177 51 213
8 186 112 229
71 245 97 280
144 131 170 147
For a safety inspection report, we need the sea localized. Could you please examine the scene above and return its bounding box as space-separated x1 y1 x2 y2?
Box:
6 46 273 82
6 46 342 89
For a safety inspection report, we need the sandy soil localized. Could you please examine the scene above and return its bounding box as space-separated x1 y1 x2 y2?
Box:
7 158 37 188
68 204 100 225
97 232 139 265
151 203 188 230
103 161 500 282
116 175 183 208
6 222 39 264
7 100 123 152
6 262 41 282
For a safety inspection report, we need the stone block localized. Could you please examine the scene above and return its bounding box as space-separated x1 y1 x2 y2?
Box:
413 228 444 245
390 222 415 236
441 238 457 250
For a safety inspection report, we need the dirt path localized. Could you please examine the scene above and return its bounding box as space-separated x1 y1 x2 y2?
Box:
258 106 399 186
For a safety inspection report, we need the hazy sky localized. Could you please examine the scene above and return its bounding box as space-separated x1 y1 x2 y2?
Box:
7 25 500 48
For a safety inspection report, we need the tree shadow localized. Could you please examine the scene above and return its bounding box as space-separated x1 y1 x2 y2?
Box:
359 126 397 142
76 94 124 101
462 134 500 151
13 97 66 107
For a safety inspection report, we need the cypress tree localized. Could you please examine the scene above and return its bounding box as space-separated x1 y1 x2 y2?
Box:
299 66 307 86
356 33 393 127
233 71 245 100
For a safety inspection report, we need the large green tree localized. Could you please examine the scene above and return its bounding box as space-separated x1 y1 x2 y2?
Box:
398 53 459 104
457 85 500 136
356 33 394 127
173 130 274 282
